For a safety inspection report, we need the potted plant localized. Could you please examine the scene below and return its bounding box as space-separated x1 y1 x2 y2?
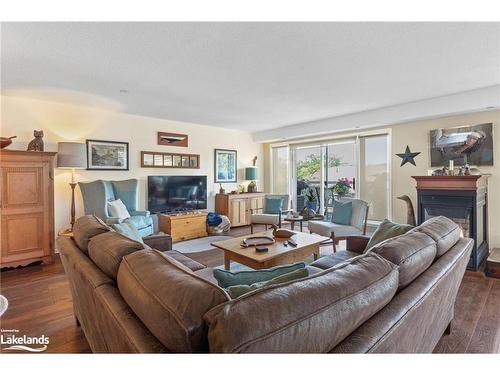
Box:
330 177 353 198
305 188 318 211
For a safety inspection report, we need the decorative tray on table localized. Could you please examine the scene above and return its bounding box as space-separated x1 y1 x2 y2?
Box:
240 236 275 248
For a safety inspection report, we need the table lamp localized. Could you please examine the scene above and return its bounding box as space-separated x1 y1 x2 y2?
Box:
245 166 258 193
57 142 86 233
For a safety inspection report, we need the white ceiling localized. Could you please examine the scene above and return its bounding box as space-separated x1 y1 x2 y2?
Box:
1 22 499 132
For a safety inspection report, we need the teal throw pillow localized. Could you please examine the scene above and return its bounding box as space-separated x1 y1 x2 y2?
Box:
331 200 352 226
213 262 306 288
112 222 144 244
264 197 284 214
226 268 309 299
364 219 414 253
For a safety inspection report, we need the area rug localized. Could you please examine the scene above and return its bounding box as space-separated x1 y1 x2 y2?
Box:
172 235 230 254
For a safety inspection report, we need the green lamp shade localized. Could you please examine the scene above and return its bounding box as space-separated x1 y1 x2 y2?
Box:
245 167 257 180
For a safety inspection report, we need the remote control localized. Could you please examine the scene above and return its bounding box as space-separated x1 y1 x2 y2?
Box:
287 238 298 247
256 247 269 253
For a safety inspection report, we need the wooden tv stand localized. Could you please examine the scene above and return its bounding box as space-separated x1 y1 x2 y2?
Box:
158 212 208 243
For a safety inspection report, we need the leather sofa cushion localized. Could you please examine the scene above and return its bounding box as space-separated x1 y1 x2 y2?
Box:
163 250 206 271
410 216 460 257
310 250 360 269
117 250 229 353
73 215 112 254
204 252 398 353
88 231 144 280
369 231 436 289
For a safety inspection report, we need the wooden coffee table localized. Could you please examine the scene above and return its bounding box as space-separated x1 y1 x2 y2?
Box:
211 231 329 270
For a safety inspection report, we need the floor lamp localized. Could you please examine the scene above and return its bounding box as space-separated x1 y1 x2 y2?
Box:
57 142 86 234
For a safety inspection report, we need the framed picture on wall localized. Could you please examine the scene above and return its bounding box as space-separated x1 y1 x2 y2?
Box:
154 154 163 166
163 154 173 166
142 153 154 166
86 140 129 170
189 155 198 168
214 149 237 183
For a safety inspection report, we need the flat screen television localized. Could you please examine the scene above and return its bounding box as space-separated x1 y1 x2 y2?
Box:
147 175 207 213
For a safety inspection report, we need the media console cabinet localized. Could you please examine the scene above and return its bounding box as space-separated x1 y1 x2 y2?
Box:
158 212 208 242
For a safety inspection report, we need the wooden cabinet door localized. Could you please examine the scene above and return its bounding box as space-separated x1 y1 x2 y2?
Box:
1 160 52 265
230 199 247 226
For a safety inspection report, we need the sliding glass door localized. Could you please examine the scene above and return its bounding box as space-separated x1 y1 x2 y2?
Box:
324 140 357 216
272 132 390 222
294 145 323 212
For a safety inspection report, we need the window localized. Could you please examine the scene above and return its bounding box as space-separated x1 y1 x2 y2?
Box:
271 146 289 194
359 134 390 221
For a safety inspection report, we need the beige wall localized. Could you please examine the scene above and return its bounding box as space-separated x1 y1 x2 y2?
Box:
265 110 500 248
1 95 264 236
391 110 500 248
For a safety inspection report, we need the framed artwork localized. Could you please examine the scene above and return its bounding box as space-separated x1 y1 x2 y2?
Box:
157 132 188 147
214 149 237 183
141 151 200 169
163 154 173 167
154 154 163 166
430 123 494 167
189 155 198 168
86 140 129 170
143 153 154 166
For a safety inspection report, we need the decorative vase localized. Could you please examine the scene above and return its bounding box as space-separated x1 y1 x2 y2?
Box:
306 201 317 211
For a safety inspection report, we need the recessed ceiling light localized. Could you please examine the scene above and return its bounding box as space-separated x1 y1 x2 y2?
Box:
485 106 495 110
354 126 361 129
119 89 129 93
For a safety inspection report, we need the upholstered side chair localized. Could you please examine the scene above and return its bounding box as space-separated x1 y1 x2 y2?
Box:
79 179 154 237
308 197 369 252
250 194 290 234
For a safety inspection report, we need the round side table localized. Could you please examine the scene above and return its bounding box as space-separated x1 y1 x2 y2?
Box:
283 216 304 232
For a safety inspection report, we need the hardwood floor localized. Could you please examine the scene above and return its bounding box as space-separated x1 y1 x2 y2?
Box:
1 224 499 354
0 258 91 353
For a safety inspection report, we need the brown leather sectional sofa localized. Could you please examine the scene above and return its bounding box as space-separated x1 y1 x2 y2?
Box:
57 215 472 353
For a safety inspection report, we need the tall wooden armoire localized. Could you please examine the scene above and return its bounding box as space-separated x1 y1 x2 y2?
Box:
1 150 56 267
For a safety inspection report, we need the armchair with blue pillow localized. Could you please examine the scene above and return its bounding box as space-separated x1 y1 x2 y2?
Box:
308 197 369 252
250 194 291 234
79 179 154 237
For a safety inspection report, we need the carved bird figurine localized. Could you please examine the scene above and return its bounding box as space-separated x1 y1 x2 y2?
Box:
0 136 16 149
271 225 295 239
397 195 416 226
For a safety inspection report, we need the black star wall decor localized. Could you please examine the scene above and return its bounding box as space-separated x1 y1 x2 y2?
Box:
396 146 421 166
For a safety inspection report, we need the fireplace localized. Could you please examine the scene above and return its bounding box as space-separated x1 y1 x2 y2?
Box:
412 176 489 271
